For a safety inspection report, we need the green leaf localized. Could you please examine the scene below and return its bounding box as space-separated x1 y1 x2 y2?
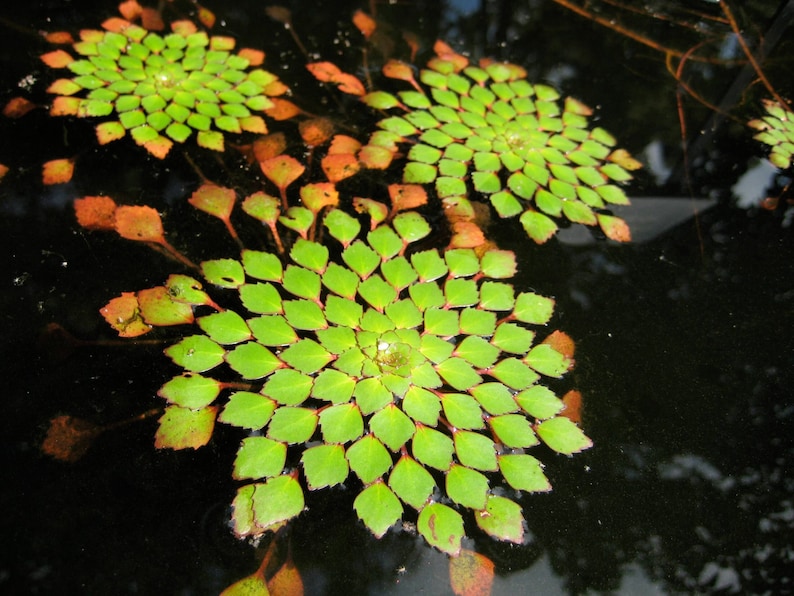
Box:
158 373 221 409
381 257 419 291
279 206 314 236
346 434 393 484
324 209 361 246
367 226 403 260
155 405 217 450
435 357 482 391
459 309 496 336
402 386 441 425
417 503 463 556
197 310 251 345
474 495 524 543
454 429 497 471
322 263 360 299
358 275 398 311
247 315 298 346
513 292 555 324
343 241 381 279
290 238 329 273
419 334 455 363
479 281 515 311
411 424 454 471
233 437 287 480
283 299 327 331
301 444 349 490
446 464 488 510
444 278 479 307
388 455 436 510
354 481 403 538
312 369 357 404
266 407 318 444
454 336 500 369
525 343 572 377
488 414 539 448
480 250 517 279
441 393 485 429
515 385 563 419
409 282 446 311
424 308 459 337
353 377 393 415
225 342 283 379
469 382 518 415
489 358 540 390
520 210 558 244
219 392 277 430
411 250 449 282
239 283 283 315
316 326 357 354
403 162 437 184
279 339 333 374
445 248 480 278
393 212 432 244
385 299 423 329
536 417 592 454
282 265 322 300
490 322 534 354
202 258 246 288
164 274 214 306
165 335 226 372
370 404 416 451
250 474 305 529
498 454 551 492
262 369 313 405
318 403 364 444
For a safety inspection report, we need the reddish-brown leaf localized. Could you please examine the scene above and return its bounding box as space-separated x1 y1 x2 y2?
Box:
141 7 165 30
101 17 133 33
299 117 334 147
542 330 575 359
251 132 287 162
3 97 36 118
41 415 103 462
321 153 360 183
43 31 75 44
0 163 9 181
74 195 118 230
267 556 305 596
388 184 427 212
197 6 216 28
449 549 495 596
42 158 74 185
265 6 292 25
264 98 302 120
560 389 583 424
352 10 376 39
114 205 165 243
306 61 342 83
40 49 74 68
260 155 305 192
118 0 143 21
100 292 153 337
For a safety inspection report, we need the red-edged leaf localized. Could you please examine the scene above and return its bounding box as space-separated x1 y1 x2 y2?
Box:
100 292 152 337
3 97 36 118
42 158 74 185
449 549 495 596
74 195 117 230
114 205 165 243
143 136 174 159
50 96 81 116
597 213 631 242
137 286 195 326
260 155 305 193
40 49 74 68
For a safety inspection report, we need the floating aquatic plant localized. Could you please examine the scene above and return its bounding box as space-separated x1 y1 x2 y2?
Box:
93 179 590 555
41 19 287 157
749 99 794 170
356 42 640 243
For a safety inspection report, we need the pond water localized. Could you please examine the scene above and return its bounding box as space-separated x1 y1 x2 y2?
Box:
1 1 793 594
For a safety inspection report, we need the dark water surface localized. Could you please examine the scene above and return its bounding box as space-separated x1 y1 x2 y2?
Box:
1 1 793 594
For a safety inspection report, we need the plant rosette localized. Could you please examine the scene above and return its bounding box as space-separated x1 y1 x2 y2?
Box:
41 19 286 157
748 99 794 170
360 42 640 243
145 202 591 556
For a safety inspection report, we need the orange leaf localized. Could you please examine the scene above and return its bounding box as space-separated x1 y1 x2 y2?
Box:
267 556 305 596
171 20 198 35
382 59 414 82
300 182 339 213
449 221 485 249
0 163 9 181
306 61 343 83
335 73 366 96
263 80 290 97
388 184 427 212
42 158 74 185
252 133 287 162
197 6 216 29
100 292 153 337
51 96 81 116
114 205 165 243
102 17 133 33
449 549 495 596
352 10 376 39
3 97 36 118
189 184 236 220
542 330 575 359
43 31 75 44
358 144 394 169
260 155 305 192
264 98 302 120
40 49 74 68
597 213 632 242
328 134 361 155
560 389 583 424
118 0 143 21
74 195 118 230
321 153 360 183
238 48 265 66
299 117 334 147
143 136 174 159
141 7 165 31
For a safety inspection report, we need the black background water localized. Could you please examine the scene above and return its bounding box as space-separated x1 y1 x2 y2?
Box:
1 1 792 593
